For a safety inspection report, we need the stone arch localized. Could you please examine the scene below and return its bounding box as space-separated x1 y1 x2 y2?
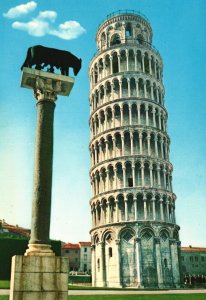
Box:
117 193 125 221
110 33 121 46
100 32 106 49
114 104 121 127
93 233 99 245
124 131 131 155
105 54 111 77
125 161 132 187
102 230 116 286
125 22 132 37
115 162 123 188
130 77 136 96
137 34 145 45
113 78 120 99
128 49 135 71
112 51 119 74
127 193 135 220
122 78 128 98
123 102 129 125
120 50 127 72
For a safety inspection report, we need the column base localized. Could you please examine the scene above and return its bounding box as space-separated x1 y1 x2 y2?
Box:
10 255 69 300
25 244 55 256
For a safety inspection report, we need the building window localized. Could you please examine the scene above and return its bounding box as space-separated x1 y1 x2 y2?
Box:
128 178 133 187
125 23 132 37
109 247 113 258
195 256 198 262
75 250 78 254
84 254 87 261
84 264 87 272
97 258 100 271
164 258 168 268
84 247 87 252
201 256 205 262
66 250 70 253
190 256 193 262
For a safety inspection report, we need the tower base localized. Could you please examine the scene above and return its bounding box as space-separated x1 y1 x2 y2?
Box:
10 255 68 300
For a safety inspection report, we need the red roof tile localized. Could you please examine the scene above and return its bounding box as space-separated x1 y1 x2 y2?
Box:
63 243 80 249
181 247 206 252
79 242 91 246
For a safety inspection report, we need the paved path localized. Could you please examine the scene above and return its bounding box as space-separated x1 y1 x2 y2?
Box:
68 289 206 295
1 289 206 296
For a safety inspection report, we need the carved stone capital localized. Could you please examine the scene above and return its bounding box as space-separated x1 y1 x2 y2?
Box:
134 237 141 243
34 77 63 101
21 67 74 100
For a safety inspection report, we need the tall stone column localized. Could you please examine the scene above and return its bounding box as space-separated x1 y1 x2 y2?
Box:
28 88 55 255
135 238 143 288
170 239 180 287
154 237 164 288
115 240 121 287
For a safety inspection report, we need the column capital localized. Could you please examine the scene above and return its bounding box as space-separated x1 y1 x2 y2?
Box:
134 237 141 243
21 68 74 102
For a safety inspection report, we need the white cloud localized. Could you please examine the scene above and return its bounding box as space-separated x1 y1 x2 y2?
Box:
11 13 86 40
38 11 57 22
50 21 86 40
3 1 37 19
5 4 86 40
12 19 49 37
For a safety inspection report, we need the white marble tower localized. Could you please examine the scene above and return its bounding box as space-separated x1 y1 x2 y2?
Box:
89 11 181 288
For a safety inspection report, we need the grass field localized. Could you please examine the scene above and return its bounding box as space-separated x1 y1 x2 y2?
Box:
0 294 206 300
0 281 9 289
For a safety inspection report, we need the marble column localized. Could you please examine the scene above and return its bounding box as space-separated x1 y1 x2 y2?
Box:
154 237 164 288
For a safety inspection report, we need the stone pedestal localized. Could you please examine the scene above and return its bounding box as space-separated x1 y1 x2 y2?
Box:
10 256 69 300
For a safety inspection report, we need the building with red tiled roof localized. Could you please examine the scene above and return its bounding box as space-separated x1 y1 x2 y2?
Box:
62 242 91 273
79 242 92 247
181 246 206 284
62 243 80 271
79 242 91 273
0 219 30 238
63 243 80 249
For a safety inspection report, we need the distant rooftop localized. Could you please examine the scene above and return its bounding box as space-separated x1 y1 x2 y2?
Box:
79 242 91 246
181 246 206 252
63 242 91 249
63 243 80 249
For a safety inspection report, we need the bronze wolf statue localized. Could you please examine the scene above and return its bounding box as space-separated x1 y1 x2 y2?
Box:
21 45 82 76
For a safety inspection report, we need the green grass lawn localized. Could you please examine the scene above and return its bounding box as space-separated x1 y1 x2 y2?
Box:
0 281 10 289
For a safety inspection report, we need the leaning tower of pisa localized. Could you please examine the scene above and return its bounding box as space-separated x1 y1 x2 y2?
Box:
89 11 181 288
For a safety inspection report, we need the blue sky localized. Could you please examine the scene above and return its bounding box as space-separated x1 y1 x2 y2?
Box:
0 0 206 246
